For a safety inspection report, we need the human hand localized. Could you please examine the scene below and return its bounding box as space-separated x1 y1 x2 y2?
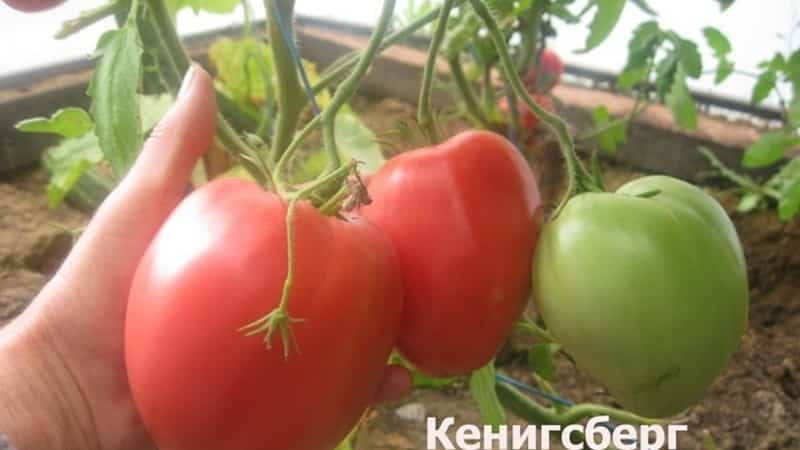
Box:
0 65 410 450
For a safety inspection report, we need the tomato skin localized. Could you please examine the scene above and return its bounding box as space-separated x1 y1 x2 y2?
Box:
362 130 543 377
524 48 564 93
498 93 554 129
2 0 64 12
533 176 749 417
125 178 403 450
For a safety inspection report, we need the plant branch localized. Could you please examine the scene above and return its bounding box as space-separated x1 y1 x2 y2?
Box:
448 53 491 127
418 0 454 143
698 147 781 200
56 0 125 39
314 0 466 94
469 0 595 215
319 0 397 176
266 0 305 162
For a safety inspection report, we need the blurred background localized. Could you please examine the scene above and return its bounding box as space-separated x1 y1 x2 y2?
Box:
0 0 797 109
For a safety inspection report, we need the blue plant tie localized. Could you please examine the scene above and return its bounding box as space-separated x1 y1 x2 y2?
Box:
269 0 321 116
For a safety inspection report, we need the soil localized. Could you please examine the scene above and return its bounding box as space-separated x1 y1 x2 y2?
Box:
0 97 797 450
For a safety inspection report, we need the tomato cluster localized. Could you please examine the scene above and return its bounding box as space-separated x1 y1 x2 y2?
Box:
125 130 542 450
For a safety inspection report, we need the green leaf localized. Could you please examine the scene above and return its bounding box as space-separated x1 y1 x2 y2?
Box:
630 0 656 15
139 94 173 133
788 96 800 128
677 38 703 79
778 176 800 220
736 192 762 214
335 105 386 174
617 21 662 90
742 130 800 168
88 25 143 177
702 27 732 56
469 363 506 428
528 343 561 382
165 0 238 14
655 50 679 99
715 0 735 11
15 107 93 139
42 132 104 207
715 58 735 84
751 70 777 104
580 0 626 53
590 105 627 153
665 65 698 130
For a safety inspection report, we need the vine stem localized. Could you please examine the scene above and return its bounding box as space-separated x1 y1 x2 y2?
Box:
468 0 595 216
448 54 491 127
417 0 454 143
318 0 397 176
265 0 305 162
144 0 270 185
314 0 466 94
55 0 125 39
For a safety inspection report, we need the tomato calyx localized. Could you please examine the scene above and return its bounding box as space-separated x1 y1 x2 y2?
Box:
239 161 361 357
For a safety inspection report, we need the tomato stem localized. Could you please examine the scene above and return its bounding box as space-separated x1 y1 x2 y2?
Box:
468 0 597 216
265 0 306 163
417 0 454 144
55 0 125 40
447 54 491 128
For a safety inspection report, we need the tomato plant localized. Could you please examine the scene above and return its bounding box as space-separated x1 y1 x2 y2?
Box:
362 130 541 377
533 175 749 417
126 178 403 450
2 0 64 12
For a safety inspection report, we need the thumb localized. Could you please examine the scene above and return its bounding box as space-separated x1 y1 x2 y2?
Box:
58 64 217 292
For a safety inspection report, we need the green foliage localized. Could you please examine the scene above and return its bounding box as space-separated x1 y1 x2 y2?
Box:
88 23 143 177
469 363 506 428
580 0 626 53
666 64 698 129
335 106 386 174
703 27 734 83
41 133 104 208
15 108 94 139
742 130 800 168
590 106 627 153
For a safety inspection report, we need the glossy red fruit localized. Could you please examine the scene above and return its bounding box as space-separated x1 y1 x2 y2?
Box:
2 0 64 12
523 48 564 93
498 93 555 129
362 130 542 377
126 178 403 450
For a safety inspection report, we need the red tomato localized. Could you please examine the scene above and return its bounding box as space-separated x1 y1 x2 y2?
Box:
2 0 64 12
498 93 555 129
523 48 564 93
361 131 542 377
125 178 403 450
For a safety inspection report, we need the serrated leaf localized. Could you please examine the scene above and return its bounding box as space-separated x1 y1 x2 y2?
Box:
580 0 626 53
591 105 627 153
15 107 93 139
88 25 143 177
742 130 800 168
469 363 506 428
666 65 697 129
165 0 238 14
703 27 731 56
630 0 656 15
751 70 777 104
42 132 104 207
528 343 561 382
617 21 662 90
778 176 800 220
677 38 702 78
335 105 385 174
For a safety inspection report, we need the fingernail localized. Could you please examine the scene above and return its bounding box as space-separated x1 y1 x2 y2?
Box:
177 64 198 99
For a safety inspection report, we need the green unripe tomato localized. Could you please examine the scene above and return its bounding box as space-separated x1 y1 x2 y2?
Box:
533 175 748 417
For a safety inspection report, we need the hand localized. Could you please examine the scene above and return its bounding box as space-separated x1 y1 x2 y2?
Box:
0 65 410 450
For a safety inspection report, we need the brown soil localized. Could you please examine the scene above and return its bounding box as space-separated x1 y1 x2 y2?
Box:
0 97 797 449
